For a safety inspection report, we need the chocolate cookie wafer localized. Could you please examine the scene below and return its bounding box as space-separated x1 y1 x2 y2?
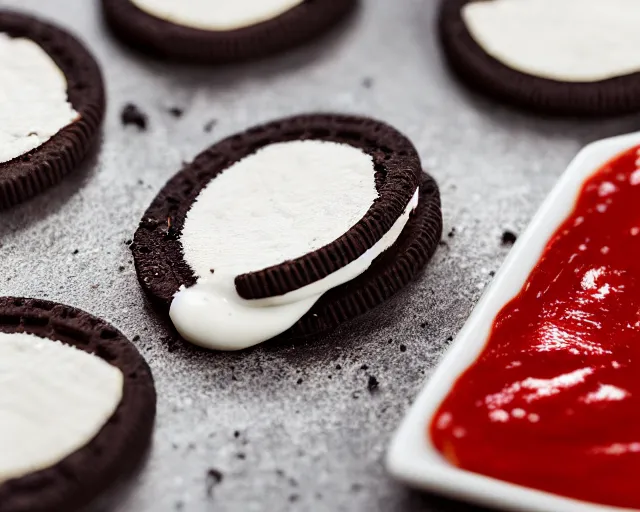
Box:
0 297 156 512
439 0 640 115
0 10 105 209
132 114 442 351
101 0 357 63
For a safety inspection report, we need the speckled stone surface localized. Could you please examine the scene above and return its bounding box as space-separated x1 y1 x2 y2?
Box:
1 1 639 511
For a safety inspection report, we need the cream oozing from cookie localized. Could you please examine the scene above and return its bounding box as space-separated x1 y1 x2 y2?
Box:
170 140 419 351
0 332 123 483
462 0 640 82
0 33 79 164
131 0 304 31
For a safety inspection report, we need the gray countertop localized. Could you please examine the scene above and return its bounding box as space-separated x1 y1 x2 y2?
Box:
1 0 639 511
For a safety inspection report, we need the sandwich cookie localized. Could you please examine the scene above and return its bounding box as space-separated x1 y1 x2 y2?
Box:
0 11 105 209
132 114 442 351
0 298 156 512
101 0 357 63
439 0 640 115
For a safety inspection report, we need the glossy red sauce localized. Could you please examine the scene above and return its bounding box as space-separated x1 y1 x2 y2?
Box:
431 145 640 508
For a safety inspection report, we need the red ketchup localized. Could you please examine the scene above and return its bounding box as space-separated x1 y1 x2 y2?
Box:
431 145 640 509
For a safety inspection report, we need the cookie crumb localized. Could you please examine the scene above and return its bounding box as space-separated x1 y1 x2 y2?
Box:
72 249 79 255
204 119 218 133
448 227 456 238
501 230 518 246
132 335 140 342
367 375 379 393
400 344 407 352
121 103 148 130
360 364 368 371
206 468 223 497
168 107 183 118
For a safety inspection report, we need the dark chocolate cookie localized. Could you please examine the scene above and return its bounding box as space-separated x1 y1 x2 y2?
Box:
0 10 105 209
132 113 442 342
439 0 640 116
0 297 156 512
101 0 357 63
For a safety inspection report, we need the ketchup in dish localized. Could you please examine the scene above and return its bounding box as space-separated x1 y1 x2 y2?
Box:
431 145 640 508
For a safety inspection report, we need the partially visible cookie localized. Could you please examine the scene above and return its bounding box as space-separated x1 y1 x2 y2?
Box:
439 0 640 115
102 0 357 63
0 297 156 512
133 114 442 351
0 10 105 209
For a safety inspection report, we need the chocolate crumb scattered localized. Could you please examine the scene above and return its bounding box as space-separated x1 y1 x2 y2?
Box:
233 430 240 438
501 230 518 246
72 249 79 255
118 265 125 272
446 336 453 342
121 103 148 130
132 335 140 342
335 364 342 370
296 378 303 385
367 375 379 393
168 107 183 118
489 270 496 277
400 344 407 352
448 227 456 238
206 468 223 497
204 119 218 133
360 364 368 371
124 239 132 246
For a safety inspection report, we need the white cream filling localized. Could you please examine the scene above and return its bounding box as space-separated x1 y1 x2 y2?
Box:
170 188 419 351
0 332 123 483
462 0 640 82
131 0 304 31
0 33 79 164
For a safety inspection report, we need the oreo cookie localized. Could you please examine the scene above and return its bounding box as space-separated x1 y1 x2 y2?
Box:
0 297 156 512
0 11 105 209
439 0 640 115
132 114 442 351
101 0 357 63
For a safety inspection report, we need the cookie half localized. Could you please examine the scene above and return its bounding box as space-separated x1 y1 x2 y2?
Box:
0 10 105 209
133 114 442 351
439 0 640 115
101 0 357 63
0 297 156 512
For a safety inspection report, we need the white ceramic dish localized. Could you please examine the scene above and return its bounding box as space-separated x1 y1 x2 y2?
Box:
386 131 640 512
